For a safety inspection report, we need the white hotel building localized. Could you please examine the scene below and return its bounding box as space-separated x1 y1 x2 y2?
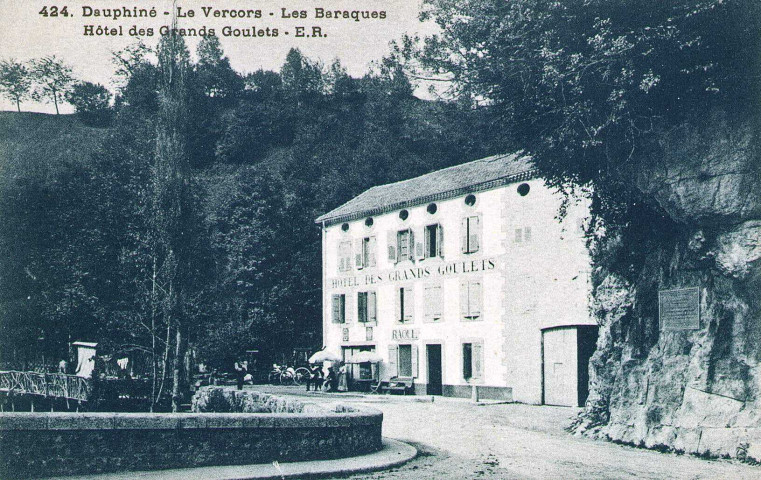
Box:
315 154 598 406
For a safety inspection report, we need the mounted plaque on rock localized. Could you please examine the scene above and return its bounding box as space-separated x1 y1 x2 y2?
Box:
659 287 700 330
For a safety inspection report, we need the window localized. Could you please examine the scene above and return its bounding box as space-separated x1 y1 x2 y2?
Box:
331 294 346 324
396 229 414 262
396 286 414 323
398 345 413 377
354 236 376 269
388 344 418 378
465 194 476 206
425 224 443 258
517 183 531 196
357 291 377 323
514 227 532 244
462 342 483 381
424 284 443 322
460 280 482 321
338 241 352 272
461 215 481 254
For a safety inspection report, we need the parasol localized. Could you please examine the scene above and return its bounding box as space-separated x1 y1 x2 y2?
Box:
346 351 383 364
309 349 342 363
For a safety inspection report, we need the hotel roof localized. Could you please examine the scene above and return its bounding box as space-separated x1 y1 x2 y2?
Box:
316 152 536 225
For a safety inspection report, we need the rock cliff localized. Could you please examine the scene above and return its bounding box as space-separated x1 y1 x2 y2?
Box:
574 111 761 460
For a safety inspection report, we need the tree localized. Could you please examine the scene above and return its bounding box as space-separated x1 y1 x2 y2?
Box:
0 59 31 112
66 81 113 126
30 56 75 114
195 36 244 102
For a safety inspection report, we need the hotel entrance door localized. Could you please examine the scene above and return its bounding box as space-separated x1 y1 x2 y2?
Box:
426 344 442 395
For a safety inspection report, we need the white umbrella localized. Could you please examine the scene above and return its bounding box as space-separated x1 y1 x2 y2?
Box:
309 349 342 363
346 351 383 364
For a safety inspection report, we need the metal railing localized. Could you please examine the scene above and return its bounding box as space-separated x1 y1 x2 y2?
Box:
0 370 91 402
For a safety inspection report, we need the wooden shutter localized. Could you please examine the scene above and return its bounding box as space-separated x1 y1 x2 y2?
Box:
357 292 367 323
515 228 522 243
404 286 414 323
469 216 480 252
338 243 344 271
460 281 469 319
387 344 398 378
524 226 532 242
411 344 419 378
424 286 433 322
368 236 377 267
408 229 415 263
424 226 431 258
437 224 444 257
473 343 483 379
332 294 341 323
387 230 397 263
416 228 425 260
470 281 482 318
342 294 349 323
461 217 468 253
368 291 377 323
355 238 363 269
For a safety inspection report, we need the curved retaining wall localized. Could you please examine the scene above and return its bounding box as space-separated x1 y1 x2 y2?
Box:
0 400 383 478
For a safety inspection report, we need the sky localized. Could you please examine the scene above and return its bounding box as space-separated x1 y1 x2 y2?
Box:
0 0 438 113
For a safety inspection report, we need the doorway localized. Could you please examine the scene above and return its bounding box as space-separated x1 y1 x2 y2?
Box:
426 344 442 395
542 326 598 407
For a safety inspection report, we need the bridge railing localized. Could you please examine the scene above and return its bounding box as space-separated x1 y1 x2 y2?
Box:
0 371 91 402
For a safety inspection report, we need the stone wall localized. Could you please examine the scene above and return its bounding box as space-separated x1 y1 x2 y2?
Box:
574 110 761 460
0 397 382 478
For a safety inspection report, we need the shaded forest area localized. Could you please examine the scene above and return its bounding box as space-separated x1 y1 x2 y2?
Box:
0 38 503 375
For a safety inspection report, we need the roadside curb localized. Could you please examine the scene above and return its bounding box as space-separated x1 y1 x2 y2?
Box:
50 438 417 480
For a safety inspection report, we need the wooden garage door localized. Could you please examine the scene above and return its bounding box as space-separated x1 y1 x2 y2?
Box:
543 327 578 407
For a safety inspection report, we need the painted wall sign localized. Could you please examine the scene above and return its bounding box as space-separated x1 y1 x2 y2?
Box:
329 257 498 289
659 287 700 330
342 328 350 342
391 328 419 341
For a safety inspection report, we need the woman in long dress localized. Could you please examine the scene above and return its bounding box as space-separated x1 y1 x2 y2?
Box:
338 363 348 392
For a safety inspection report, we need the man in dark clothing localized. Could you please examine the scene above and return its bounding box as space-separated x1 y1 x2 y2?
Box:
306 364 322 391
234 360 246 390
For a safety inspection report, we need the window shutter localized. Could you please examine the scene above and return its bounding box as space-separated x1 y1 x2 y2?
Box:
470 281 482 317
437 224 444 257
404 286 414 323
338 243 344 272
461 217 468 253
342 294 349 323
355 238 363 269
387 344 398 378
424 286 433 322
387 230 397 263
358 292 367 323
332 294 341 323
460 281 469 318
515 228 522 243
408 229 416 263
416 228 425 260
411 344 419 378
473 343 483 379
424 227 431 258
368 236 377 267
368 291 377 323
524 226 532 242
470 216 481 252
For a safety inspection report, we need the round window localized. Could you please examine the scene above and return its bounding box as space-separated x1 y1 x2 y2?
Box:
365 217 374 227
399 210 409 221
517 183 530 196
465 194 476 206
427 203 438 214
341 223 350 232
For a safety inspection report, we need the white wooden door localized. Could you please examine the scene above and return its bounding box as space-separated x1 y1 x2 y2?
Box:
543 327 578 406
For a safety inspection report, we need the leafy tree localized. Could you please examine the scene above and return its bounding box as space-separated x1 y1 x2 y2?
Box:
0 59 31 112
66 81 113 126
195 36 244 102
30 56 75 114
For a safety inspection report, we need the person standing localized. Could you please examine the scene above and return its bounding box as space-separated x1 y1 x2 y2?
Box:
306 364 322 392
234 360 246 390
338 363 348 392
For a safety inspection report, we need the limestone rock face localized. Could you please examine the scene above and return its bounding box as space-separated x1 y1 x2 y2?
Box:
575 112 761 460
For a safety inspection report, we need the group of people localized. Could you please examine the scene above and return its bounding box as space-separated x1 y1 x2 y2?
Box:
306 363 348 392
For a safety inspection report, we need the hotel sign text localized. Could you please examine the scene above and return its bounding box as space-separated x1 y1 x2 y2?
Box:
329 258 497 289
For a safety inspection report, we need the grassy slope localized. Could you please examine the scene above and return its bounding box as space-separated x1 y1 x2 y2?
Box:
0 112 108 185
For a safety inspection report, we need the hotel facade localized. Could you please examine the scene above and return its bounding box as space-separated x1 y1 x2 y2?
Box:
315 154 598 406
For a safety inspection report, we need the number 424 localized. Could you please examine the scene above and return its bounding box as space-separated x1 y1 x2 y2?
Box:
39 6 70 17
